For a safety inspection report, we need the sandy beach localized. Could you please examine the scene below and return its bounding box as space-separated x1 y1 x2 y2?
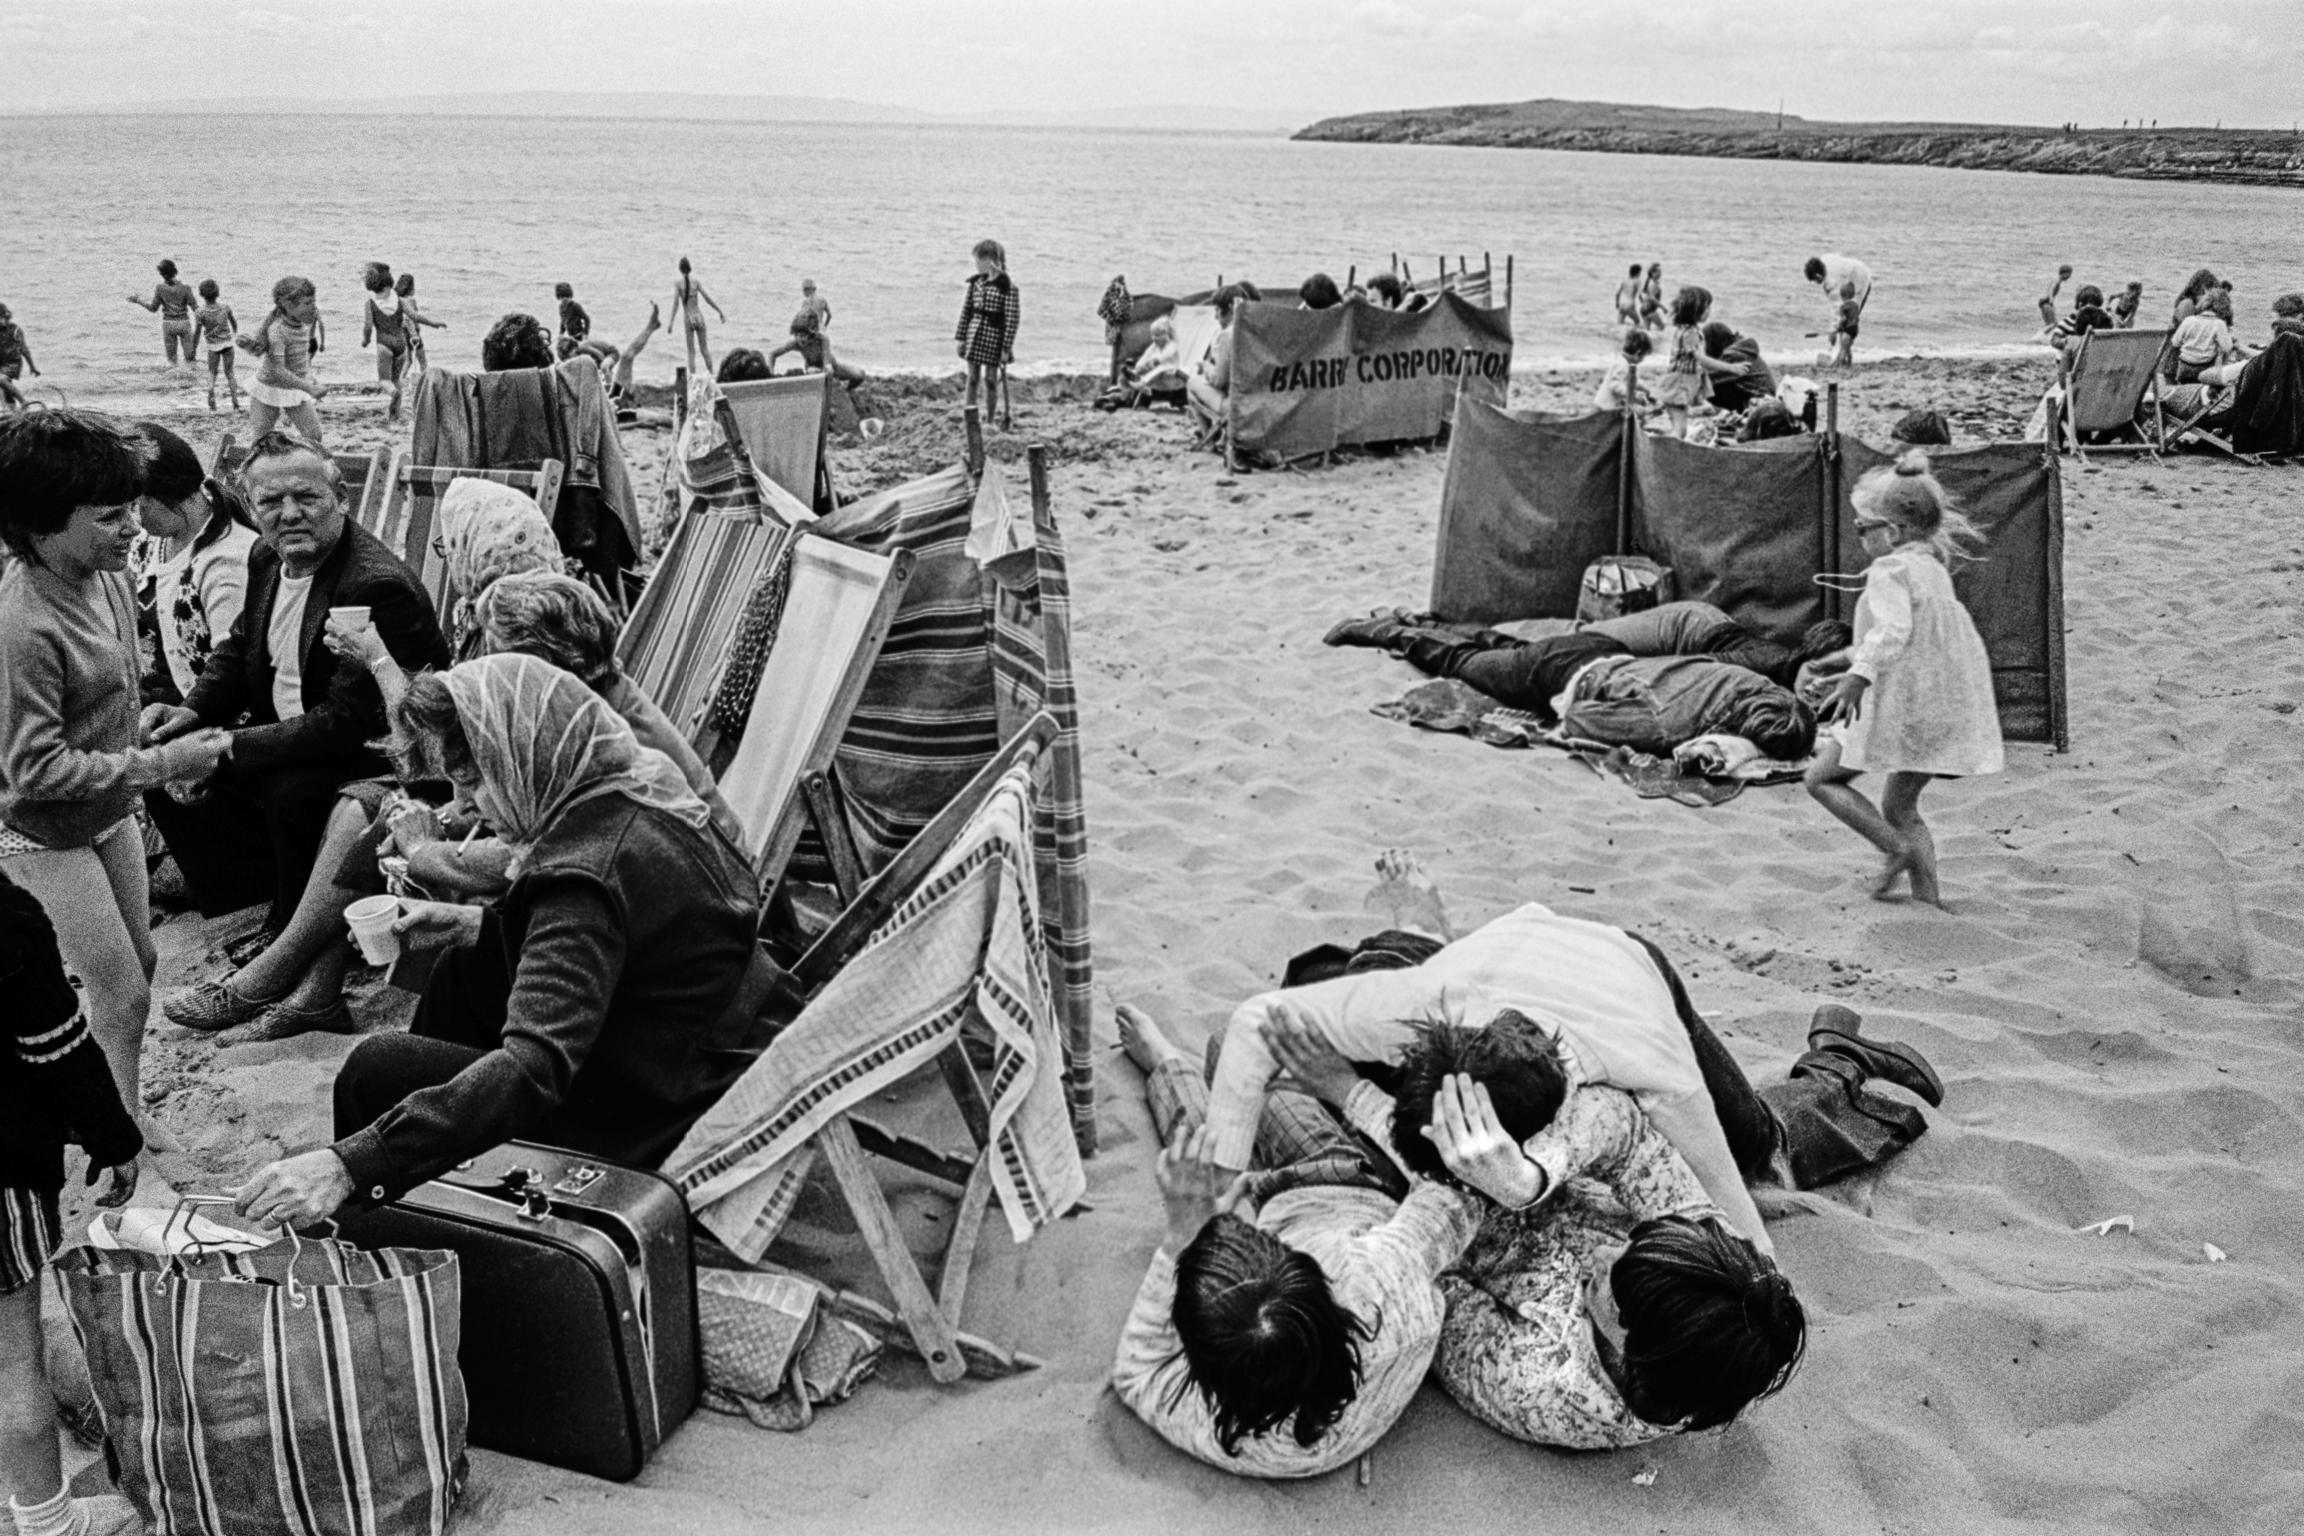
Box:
49 350 2304 1536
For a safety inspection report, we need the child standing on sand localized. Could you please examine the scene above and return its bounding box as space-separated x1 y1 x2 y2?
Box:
1803 451 2002 907
1654 286 1712 438
1593 326 1655 413
956 238 1021 428
194 279 239 411
670 256 726 376
239 275 327 444
1827 281 1862 366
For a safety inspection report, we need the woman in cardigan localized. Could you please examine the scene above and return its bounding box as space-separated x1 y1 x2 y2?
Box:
233 654 763 1223
0 411 230 1115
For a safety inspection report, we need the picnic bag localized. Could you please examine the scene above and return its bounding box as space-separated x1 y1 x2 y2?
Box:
58 1221 467 1536
1576 555 1675 623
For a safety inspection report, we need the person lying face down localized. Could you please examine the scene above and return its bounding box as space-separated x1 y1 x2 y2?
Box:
1325 609 1839 761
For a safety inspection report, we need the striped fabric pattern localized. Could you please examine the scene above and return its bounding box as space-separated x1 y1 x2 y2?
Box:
59 1237 467 1536
0 1185 58 1295
15 1007 90 1065
665 761 1086 1260
813 466 1096 1145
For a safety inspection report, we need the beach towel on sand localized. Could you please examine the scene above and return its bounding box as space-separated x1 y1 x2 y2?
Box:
1370 678 1804 807
662 762 1086 1262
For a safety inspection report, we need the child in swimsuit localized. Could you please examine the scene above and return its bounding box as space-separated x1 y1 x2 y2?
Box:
127 259 198 365
556 282 592 347
194 279 239 411
670 256 726 375
361 261 413 420
395 272 444 370
0 304 37 410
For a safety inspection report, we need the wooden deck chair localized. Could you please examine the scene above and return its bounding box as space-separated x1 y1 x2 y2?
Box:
210 436 391 528
675 713 1070 1383
2057 328 2170 459
2156 378 2265 464
370 456 566 614
709 533 912 896
717 374 837 512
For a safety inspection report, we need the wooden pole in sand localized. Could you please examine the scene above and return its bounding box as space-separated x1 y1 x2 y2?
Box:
1618 364 1638 553
963 402 985 479
1505 254 1514 314
1822 383 1843 622
2042 429 2070 751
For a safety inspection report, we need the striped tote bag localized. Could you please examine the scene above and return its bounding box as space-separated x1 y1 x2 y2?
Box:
58 1234 466 1536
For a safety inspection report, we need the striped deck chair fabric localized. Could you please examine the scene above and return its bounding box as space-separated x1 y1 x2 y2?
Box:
664 757 1086 1263
719 374 831 508
618 377 811 743
813 465 1096 1145
373 460 566 621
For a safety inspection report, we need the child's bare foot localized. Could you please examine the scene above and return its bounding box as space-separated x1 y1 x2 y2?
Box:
1365 849 1453 939
1907 823 1943 908
1869 842 1915 900
1115 1004 1187 1074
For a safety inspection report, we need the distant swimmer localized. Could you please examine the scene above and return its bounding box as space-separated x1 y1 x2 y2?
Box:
670 256 727 375
361 262 415 421
126 259 199 365
0 303 39 411
1614 263 1644 325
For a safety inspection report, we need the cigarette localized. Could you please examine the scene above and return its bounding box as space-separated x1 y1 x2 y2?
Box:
458 825 480 855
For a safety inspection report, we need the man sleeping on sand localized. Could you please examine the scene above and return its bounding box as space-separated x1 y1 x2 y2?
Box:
1327 603 1850 763
1111 854 1942 1472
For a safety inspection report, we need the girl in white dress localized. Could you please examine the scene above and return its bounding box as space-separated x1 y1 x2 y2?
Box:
1803 450 2004 906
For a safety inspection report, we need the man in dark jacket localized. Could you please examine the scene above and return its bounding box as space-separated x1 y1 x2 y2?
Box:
1327 608 1822 761
144 431 450 944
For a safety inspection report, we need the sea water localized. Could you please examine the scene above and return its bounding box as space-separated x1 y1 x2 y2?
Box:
3 112 2294 408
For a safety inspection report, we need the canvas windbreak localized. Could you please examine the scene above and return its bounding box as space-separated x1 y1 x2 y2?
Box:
1229 291 1512 459
1429 399 2067 746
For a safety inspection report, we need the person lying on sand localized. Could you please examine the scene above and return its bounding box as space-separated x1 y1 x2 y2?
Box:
1326 609 1836 763
1109 1002 1477 1478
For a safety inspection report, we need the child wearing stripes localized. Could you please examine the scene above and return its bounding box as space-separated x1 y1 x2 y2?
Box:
1 868 142 1536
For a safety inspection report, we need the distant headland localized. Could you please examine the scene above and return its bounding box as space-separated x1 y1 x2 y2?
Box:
1294 99 2304 189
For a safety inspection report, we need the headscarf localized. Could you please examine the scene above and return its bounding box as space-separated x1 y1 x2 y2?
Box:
439 653 712 852
439 477 562 630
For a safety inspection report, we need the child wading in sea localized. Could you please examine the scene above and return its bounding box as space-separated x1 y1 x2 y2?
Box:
126 259 198 365
1803 451 2004 907
361 262 414 420
0 305 38 412
1827 281 1862 367
394 272 445 373
956 238 1021 429
194 279 239 411
670 256 726 376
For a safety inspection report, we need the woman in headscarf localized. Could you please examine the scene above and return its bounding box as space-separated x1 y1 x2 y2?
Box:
232 653 767 1225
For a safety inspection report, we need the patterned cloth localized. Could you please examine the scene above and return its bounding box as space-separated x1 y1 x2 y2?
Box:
1433 1085 1718 1450
438 476 563 632
0 1183 58 1293
956 272 1022 368
706 540 795 740
439 653 713 854
1097 277 1132 342
664 761 1085 1259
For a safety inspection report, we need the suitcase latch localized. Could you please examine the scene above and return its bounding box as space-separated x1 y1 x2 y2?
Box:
553 1164 605 1198
501 1166 553 1221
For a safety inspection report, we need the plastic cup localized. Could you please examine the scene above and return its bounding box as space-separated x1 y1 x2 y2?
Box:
345 894 402 966
329 604 372 634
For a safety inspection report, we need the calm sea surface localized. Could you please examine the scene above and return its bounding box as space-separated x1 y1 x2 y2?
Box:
3 113 2297 406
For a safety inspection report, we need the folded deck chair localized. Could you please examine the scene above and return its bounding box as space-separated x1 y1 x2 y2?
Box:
713 532 913 894
209 435 392 530
2164 334 2302 462
368 455 567 617
717 373 836 512
663 713 1086 1383
2057 328 2170 459
618 381 815 747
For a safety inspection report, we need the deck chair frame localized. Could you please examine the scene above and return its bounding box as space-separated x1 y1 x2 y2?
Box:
211 436 393 528
708 531 915 901
2156 380 2266 465
2057 329 2170 460
369 454 567 616
677 366 840 513
746 712 1062 1384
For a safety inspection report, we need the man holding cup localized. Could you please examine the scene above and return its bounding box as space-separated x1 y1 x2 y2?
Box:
144 432 450 1036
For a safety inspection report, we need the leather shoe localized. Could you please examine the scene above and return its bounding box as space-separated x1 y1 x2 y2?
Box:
1323 608 1414 649
1806 1004 1943 1107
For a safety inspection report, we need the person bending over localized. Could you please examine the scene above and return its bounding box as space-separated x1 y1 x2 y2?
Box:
231 653 766 1227
1109 1002 1477 1478
1325 610 1825 761
143 433 451 1012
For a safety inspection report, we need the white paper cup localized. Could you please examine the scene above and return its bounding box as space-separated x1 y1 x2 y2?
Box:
345 894 401 966
329 604 372 634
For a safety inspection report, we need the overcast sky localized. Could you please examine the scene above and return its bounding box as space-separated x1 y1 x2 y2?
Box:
4 0 2299 128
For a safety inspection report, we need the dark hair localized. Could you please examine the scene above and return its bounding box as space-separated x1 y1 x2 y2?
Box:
716 348 772 384
2074 284 2104 309
2273 292 2304 319
1167 1213 1371 1456
1389 1011 1568 1181
1890 408 1952 446
972 238 1006 268
2203 290 2234 323
1212 284 1251 322
132 422 207 504
362 261 393 294
1366 272 1403 306
2178 268 2218 302
1803 257 1826 282
1699 320 1739 356
395 272 415 297
391 670 474 783
1620 328 1654 362
235 429 342 495
1670 286 1713 328
158 259 178 281
678 256 692 275
554 282 574 300
1629 263 1644 277
0 409 150 562
1298 273 1343 310
482 313 555 371
476 572 619 687
197 278 220 302
1743 695 1817 761
1612 1216 1805 1431
1795 619 1852 666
